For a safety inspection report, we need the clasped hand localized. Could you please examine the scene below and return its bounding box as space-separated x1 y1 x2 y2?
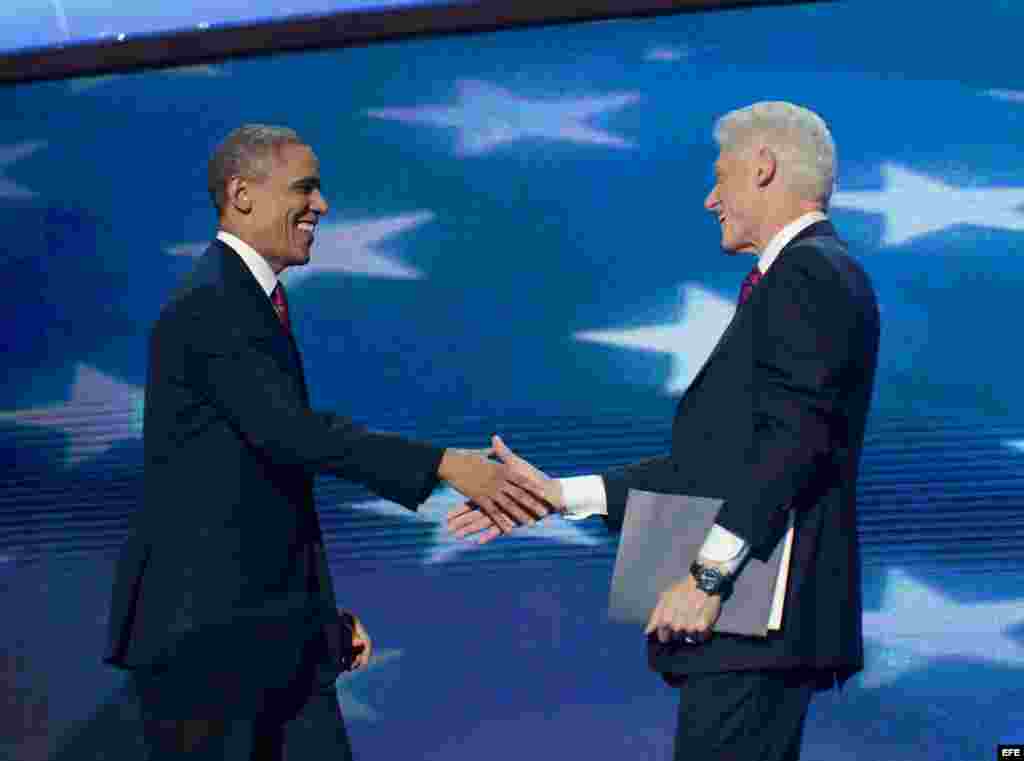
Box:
438 441 558 537
446 435 562 543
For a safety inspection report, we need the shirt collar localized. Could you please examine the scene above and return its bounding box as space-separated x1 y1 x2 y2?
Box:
216 230 279 297
756 210 828 274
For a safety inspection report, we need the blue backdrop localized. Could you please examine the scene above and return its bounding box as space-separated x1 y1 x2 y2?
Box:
2 1 1023 759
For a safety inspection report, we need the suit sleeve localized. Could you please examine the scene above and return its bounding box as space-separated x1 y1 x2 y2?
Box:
713 258 853 549
599 456 681 532
184 309 443 510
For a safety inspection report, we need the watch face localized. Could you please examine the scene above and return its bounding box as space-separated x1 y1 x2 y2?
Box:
696 566 722 592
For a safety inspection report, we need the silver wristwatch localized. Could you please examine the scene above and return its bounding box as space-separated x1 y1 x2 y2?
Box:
690 560 731 596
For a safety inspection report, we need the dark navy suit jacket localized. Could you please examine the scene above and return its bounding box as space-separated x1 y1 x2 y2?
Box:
104 240 444 698
601 221 880 687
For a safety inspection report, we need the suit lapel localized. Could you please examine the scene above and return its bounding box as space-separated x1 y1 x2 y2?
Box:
682 293 745 399
214 242 310 402
286 330 310 406
680 220 839 399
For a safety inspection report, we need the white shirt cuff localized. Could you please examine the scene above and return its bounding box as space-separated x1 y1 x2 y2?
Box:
698 524 750 575
558 475 607 520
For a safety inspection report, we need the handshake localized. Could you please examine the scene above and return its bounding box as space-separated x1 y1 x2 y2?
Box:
438 435 564 543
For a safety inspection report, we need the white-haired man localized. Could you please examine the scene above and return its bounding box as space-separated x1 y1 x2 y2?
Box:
450 102 880 760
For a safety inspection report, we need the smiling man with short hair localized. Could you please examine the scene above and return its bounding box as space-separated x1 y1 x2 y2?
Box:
105 124 548 760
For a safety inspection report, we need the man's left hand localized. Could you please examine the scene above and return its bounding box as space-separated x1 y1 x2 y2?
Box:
344 611 373 671
644 573 723 645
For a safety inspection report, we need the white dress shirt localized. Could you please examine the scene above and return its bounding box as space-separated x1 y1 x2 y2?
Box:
217 230 279 298
559 211 828 575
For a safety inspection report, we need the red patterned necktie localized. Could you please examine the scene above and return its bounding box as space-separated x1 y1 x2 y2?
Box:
270 282 291 333
737 266 763 306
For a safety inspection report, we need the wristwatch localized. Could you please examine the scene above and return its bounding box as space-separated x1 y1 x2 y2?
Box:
690 560 732 596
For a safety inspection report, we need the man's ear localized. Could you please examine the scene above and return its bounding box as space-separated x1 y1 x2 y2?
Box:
226 176 253 214
755 145 777 188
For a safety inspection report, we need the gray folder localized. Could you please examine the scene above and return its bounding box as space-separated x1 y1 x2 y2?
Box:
607 489 789 637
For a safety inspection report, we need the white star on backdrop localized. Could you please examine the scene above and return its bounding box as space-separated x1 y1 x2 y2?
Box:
983 88 1024 104
345 487 610 566
574 283 735 394
166 241 208 258
0 141 45 200
334 648 404 722
284 212 431 284
858 567 1024 688
0 364 143 468
831 163 1024 247
69 63 225 94
644 46 695 62
367 79 641 156
166 211 432 281
643 43 716 62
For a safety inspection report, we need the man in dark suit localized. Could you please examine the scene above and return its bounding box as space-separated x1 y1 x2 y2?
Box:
449 101 880 760
104 124 547 760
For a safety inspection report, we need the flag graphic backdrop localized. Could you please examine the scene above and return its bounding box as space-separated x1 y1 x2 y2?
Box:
2 1 1023 759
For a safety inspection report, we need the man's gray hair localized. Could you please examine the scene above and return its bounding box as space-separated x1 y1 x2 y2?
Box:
208 124 304 214
713 101 836 206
